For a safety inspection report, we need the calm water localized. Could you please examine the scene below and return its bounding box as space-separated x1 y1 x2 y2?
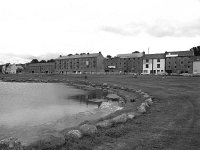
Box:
0 82 105 144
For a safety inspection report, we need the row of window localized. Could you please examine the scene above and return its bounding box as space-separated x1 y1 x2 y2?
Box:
145 64 161 68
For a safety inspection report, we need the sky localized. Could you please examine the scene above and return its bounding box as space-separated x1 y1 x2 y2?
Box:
0 0 200 63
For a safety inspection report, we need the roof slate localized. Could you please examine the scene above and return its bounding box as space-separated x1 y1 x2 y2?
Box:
55 53 102 60
144 53 165 59
117 53 143 58
166 50 193 57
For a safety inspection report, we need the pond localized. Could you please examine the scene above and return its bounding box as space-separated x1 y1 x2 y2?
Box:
0 82 107 144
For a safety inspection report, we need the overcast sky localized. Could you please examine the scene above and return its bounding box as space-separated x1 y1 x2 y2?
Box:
0 0 200 62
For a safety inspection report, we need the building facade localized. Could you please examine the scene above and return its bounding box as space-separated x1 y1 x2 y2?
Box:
165 51 194 74
25 62 55 74
142 53 165 74
193 56 200 74
104 52 144 73
55 52 104 74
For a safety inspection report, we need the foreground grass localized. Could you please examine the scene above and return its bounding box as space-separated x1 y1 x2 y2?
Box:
1 74 200 150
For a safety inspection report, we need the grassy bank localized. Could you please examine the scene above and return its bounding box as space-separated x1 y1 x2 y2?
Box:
1 74 200 150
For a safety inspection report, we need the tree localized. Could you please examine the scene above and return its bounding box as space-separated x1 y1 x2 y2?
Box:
132 51 140 53
68 54 72 56
106 55 112 59
40 60 46 63
30 59 39 63
47 59 55 62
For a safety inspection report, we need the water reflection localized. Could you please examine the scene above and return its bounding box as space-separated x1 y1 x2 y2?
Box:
69 89 108 108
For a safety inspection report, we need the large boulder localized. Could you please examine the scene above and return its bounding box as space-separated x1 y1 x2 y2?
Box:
106 94 122 101
96 120 113 128
67 130 82 138
137 102 149 113
145 98 153 105
112 113 128 124
79 124 97 135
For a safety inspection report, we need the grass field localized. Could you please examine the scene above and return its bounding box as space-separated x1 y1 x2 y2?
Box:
1 74 200 150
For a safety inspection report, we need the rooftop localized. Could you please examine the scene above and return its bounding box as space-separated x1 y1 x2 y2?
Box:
166 50 194 57
117 52 144 58
144 53 165 59
55 52 102 60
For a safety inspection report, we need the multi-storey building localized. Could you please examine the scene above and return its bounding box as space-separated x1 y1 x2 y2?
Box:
104 57 127 73
193 56 200 74
165 50 194 74
55 52 104 74
142 53 165 74
25 62 55 74
104 52 144 73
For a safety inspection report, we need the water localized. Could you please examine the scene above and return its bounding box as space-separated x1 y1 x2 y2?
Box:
0 82 106 144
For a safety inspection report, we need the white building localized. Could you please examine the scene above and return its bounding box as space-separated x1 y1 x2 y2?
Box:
193 56 200 74
142 53 165 74
2 64 23 74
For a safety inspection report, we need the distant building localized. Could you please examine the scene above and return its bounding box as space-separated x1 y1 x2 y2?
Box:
165 50 194 74
25 62 55 74
2 63 24 74
193 56 200 74
104 52 144 73
142 53 165 74
104 57 127 73
55 52 104 74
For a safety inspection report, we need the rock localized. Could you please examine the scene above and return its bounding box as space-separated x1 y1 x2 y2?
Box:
145 98 153 105
96 120 113 128
102 83 108 87
112 84 118 89
137 102 148 113
88 99 107 103
0 137 22 149
80 124 97 135
143 93 150 98
106 94 121 101
67 130 82 138
136 89 142 93
91 84 96 87
112 113 128 124
127 112 138 119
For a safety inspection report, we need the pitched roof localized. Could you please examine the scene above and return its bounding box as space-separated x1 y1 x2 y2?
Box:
55 53 102 60
144 53 165 59
117 53 143 58
166 50 193 57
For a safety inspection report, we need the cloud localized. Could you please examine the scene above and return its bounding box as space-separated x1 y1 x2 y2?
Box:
102 19 200 38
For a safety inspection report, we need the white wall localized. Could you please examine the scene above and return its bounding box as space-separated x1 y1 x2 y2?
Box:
193 61 200 74
143 58 165 74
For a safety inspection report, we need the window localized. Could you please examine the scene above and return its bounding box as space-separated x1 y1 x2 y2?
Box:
188 66 190 68
157 59 160 62
146 64 149 68
146 59 149 63
157 64 160 68
143 70 148 73
181 61 183 64
174 66 176 68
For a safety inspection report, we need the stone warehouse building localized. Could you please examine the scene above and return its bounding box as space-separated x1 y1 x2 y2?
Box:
54 52 104 74
165 50 194 74
142 53 165 75
25 62 55 74
104 52 144 73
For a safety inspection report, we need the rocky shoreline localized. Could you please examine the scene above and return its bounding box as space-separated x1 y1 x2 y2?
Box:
0 76 155 150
